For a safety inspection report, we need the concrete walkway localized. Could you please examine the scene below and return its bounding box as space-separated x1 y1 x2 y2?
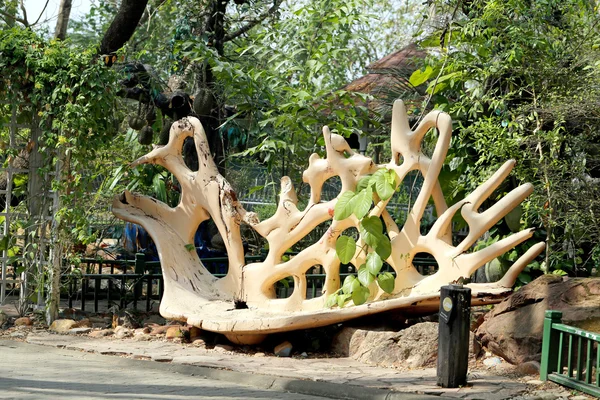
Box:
0 340 331 400
8 330 536 400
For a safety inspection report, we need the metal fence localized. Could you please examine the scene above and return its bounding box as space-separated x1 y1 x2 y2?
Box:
67 254 438 313
541 310 600 397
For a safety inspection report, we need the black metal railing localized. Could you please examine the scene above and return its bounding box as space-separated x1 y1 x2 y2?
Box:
65 254 438 313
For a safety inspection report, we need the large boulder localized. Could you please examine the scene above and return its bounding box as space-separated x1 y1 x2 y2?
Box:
331 322 439 369
475 275 600 364
49 319 77 333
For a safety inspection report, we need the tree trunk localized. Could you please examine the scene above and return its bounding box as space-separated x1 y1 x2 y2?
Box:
46 238 62 324
100 0 149 55
200 0 229 172
54 0 73 40
46 149 67 325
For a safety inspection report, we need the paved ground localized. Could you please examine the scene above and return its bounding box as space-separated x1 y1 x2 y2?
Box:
3 330 537 400
0 340 333 400
0 299 590 400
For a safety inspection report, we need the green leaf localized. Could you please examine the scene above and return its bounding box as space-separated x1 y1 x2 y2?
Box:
356 175 371 191
0 235 9 251
349 186 372 219
517 272 532 284
449 157 463 171
366 252 383 275
334 191 355 220
325 293 338 308
13 174 28 187
374 237 392 260
378 272 395 294
385 169 397 186
184 244 195 251
360 216 384 248
152 174 167 203
505 205 523 233
352 285 370 305
371 169 394 200
248 185 264 195
336 235 356 264
552 269 568 276
359 218 392 260
279 277 290 288
409 66 434 87
342 275 360 295
357 265 375 286
337 293 351 308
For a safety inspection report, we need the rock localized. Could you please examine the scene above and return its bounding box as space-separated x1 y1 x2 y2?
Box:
142 314 166 327
300 352 308 358
332 322 451 369
73 318 92 328
112 310 140 329
476 275 600 364
189 326 202 340
516 360 540 375
165 326 185 339
9 330 27 339
134 334 152 341
483 357 503 367
150 325 172 335
68 327 92 335
134 327 151 336
14 317 32 326
214 344 234 352
274 341 293 357
49 319 77 333
192 338 206 347
494 363 517 374
89 329 114 338
526 379 544 385
114 326 133 339
254 352 266 357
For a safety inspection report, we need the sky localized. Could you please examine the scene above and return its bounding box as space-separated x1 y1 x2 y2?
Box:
23 0 92 30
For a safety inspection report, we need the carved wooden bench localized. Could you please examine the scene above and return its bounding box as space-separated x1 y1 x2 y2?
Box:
113 100 544 344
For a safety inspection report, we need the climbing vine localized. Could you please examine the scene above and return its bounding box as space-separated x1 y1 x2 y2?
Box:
0 28 120 243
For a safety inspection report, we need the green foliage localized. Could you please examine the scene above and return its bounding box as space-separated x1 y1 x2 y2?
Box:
0 27 120 251
413 0 600 278
334 191 356 220
173 0 383 181
335 235 356 264
327 167 398 308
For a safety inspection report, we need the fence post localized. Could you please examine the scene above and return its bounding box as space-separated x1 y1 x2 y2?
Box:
437 284 471 388
540 310 562 380
133 253 145 310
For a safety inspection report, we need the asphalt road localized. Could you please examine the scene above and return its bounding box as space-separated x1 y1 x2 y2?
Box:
0 340 331 400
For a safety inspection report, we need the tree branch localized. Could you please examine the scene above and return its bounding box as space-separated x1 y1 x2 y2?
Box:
0 8 27 27
137 0 168 30
32 0 50 27
19 0 29 27
223 0 283 42
99 0 149 55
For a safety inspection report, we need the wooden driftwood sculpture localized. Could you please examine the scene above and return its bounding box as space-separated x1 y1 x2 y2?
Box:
113 100 544 344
